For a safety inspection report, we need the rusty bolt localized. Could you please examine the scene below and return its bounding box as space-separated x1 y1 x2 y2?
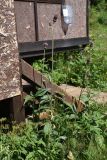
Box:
43 42 48 49
53 14 58 23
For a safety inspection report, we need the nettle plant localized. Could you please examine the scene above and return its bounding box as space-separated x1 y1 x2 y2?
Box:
1 86 107 160
33 43 107 91
23 87 107 160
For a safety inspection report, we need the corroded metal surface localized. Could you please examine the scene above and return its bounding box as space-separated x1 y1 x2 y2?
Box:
0 0 21 101
14 1 36 42
37 0 87 40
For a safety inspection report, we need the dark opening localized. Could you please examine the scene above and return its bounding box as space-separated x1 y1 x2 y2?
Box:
0 98 11 119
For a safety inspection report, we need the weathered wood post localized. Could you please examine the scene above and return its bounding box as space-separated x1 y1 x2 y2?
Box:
0 0 25 122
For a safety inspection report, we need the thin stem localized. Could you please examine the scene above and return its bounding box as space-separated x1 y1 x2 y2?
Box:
50 24 54 108
43 48 46 73
51 26 54 81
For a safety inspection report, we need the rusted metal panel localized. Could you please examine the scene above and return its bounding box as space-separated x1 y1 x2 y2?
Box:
14 1 36 42
0 0 21 101
37 0 87 40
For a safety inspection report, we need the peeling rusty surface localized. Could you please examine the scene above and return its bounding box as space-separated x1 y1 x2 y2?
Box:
37 0 87 40
0 0 21 101
14 1 36 43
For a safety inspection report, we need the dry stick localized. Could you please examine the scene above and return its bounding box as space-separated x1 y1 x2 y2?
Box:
50 24 54 108
78 65 88 101
43 48 46 73
63 40 68 95
51 26 54 78
42 42 49 89
41 44 46 88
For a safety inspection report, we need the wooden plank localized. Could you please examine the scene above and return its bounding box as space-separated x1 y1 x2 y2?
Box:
21 59 84 112
14 1 36 42
20 46 83 58
10 95 25 123
15 0 61 3
15 0 35 2
19 37 89 58
37 0 61 4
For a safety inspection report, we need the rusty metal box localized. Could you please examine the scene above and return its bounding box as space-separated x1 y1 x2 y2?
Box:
14 0 89 57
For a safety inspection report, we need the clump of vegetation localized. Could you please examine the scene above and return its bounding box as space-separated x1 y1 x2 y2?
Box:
32 0 107 91
90 0 107 7
98 11 107 25
1 88 107 160
33 45 107 91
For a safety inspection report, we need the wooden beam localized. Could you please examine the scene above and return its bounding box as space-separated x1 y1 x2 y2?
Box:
15 0 61 3
37 0 61 4
10 95 25 123
19 37 89 56
21 59 84 112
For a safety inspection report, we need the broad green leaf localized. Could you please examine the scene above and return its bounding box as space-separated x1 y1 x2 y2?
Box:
37 149 46 157
43 122 52 136
24 95 34 105
35 88 48 97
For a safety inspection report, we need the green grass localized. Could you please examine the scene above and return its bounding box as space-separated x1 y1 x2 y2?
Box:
90 7 107 55
89 6 107 91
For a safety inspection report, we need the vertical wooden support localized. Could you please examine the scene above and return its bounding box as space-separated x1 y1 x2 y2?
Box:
10 95 25 123
0 0 25 122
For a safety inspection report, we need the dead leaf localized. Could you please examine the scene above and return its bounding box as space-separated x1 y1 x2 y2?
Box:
67 151 74 160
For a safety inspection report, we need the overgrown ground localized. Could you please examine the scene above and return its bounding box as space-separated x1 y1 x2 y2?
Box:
1 88 107 160
32 1 107 91
0 1 107 160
